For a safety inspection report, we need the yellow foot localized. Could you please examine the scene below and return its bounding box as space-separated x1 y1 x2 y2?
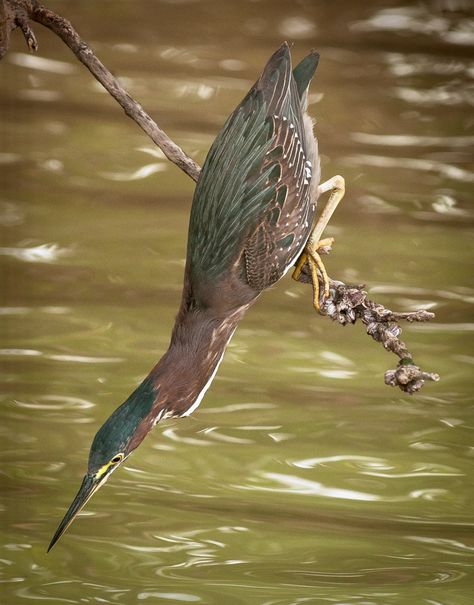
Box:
292 175 346 313
292 238 334 311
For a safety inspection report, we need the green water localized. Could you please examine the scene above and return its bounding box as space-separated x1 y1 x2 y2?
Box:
1 1 473 603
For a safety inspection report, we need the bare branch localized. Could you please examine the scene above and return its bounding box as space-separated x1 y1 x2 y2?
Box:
296 264 440 394
385 363 439 395
0 0 14 58
1 0 201 181
1 0 39 58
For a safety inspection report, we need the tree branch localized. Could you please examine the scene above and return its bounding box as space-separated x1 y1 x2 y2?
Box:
0 0 200 181
296 262 440 394
0 0 37 57
1 0 440 393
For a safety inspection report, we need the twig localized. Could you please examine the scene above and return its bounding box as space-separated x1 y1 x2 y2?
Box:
0 0 200 181
1 0 440 393
296 262 440 394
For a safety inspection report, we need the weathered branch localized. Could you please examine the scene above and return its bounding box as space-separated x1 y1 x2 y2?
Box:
297 262 440 394
0 0 200 181
1 0 439 393
1 0 37 57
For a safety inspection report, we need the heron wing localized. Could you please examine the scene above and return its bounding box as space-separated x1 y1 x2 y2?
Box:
242 50 321 291
186 44 319 292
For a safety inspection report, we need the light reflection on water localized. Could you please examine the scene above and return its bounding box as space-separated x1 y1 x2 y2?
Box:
1 0 473 603
0 243 71 263
346 153 474 183
8 52 77 74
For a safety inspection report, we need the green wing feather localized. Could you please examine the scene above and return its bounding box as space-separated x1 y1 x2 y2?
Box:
187 91 274 283
187 46 292 284
292 51 320 100
186 45 319 288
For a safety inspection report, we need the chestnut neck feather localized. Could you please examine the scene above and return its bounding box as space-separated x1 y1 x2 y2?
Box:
148 305 246 418
94 304 247 460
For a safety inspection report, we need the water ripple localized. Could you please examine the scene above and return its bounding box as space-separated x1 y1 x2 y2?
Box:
0 305 70 316
47 354 122 364
407 536 474 556
352 132 474 148
203 402 275 414
317 369 356 380
13 395 94 411
19 89 61 102
0 349 122 363
0 153 21 165
175 82 216 101
100 163 167 181
239 472 380 502
350 5 473 49
364 467 463 478
394 84 474 106
8 52 77 74
345 154 474 183
0 348 42 357
369 284 474 304
161 427 214 446
385 51 471 77
289 452 463 478
0 243 71 263
137 592 201 602
278 16 316 39
291 454 386 470
199 427 253 444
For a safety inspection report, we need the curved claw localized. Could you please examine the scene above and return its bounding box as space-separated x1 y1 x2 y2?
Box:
292 239 334 312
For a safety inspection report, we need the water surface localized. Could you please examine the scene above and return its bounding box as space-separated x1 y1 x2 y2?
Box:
1 1 473 604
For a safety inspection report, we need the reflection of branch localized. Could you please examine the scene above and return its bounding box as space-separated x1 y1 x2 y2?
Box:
1 0 200 181
1 1 440 393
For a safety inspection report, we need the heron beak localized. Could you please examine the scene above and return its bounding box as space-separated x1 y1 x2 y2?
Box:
47 472 107 552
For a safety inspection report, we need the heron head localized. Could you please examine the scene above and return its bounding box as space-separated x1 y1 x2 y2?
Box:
48 376 158 551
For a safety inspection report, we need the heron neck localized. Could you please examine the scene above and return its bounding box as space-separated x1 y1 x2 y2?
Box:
149 306 245 418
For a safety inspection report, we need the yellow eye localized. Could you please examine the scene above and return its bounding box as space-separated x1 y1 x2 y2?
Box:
110 454 124 465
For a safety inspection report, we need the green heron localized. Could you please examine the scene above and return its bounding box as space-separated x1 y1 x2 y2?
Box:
48 43 345 551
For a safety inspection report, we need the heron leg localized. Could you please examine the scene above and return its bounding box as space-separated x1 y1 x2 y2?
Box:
293 175 346 311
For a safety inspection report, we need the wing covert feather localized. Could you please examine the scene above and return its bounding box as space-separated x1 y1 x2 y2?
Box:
186 44 320 295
